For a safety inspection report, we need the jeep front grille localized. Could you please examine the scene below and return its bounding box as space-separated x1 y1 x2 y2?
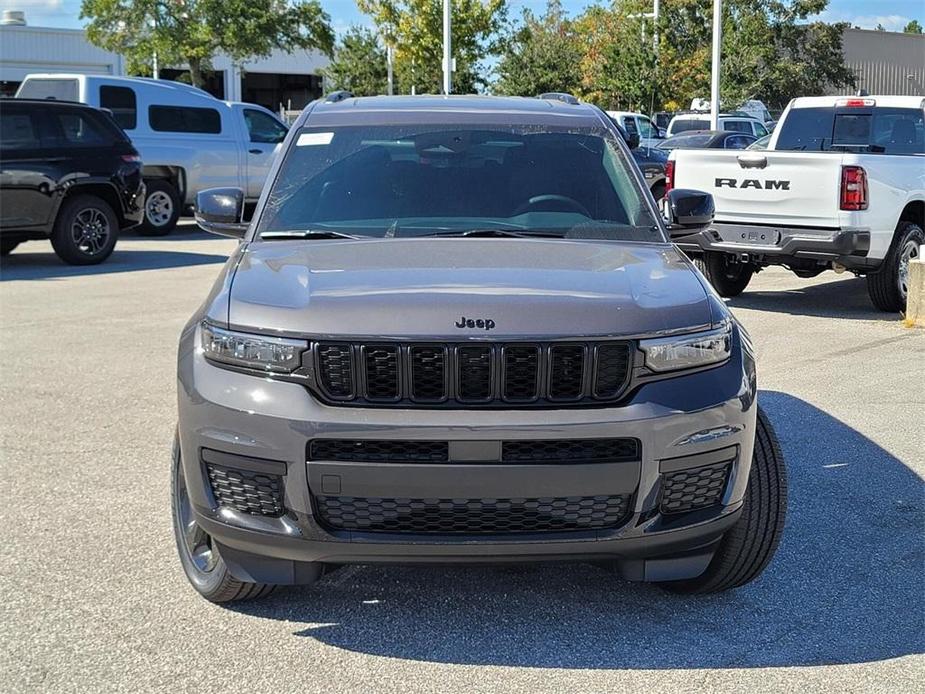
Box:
313 341 632 407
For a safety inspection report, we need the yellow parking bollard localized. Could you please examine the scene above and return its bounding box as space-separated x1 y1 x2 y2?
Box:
905 258 925 327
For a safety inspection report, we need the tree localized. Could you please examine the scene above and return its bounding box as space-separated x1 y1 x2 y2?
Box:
80 0 334 88
494 0 583 97
322 26 388 96
903 20 923 34
357 0 507 94
569 0 855 112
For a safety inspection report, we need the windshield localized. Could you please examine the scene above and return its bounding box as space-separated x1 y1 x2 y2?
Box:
258 124 662 242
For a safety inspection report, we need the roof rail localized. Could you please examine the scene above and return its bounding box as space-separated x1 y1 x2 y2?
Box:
324 90 354 103
538 92 579 105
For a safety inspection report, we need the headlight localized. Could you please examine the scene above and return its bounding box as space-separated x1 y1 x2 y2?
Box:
640 323 732 372
200 322 307 373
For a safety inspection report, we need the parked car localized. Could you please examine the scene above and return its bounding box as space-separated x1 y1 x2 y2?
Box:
0 98 144 263
173 94 787 604
668 95 924 312
658 130 758 151
632 144 668 200
666 113 769 138
607 110 664 147
15 74 288 235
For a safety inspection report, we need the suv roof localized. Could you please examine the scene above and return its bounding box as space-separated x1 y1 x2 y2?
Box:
5 97 101 111
304 95 607 128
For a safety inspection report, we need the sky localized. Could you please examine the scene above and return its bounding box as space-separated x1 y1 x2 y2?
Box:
2 0 923 34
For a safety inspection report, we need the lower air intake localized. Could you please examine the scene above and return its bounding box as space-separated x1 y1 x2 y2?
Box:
206 464 285 517
660 462 730 514
315 494 630 533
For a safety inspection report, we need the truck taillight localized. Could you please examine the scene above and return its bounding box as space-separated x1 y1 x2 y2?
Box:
835 98 876 108
840 166 868 211
665 159 674 194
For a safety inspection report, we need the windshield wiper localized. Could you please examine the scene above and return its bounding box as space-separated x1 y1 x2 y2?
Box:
260 230 361 240
422 229 564 239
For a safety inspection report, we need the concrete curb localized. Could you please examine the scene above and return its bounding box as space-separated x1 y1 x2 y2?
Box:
906 258 925 327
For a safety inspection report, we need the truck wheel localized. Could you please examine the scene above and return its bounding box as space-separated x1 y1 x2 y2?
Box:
1 239 20 256
694 252 754 297
866 222 923 313
50 195 119 265
659 407 787 594
171 434 276 603
139 180 181 236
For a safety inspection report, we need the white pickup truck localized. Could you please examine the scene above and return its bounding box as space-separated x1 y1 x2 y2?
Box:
667 95 924 312
16 74 289 235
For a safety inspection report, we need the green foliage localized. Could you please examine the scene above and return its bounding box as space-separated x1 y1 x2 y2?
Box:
494 1 583 97
80 0 334 87
357 0 507 93
321 26 388 96
903 20 923 34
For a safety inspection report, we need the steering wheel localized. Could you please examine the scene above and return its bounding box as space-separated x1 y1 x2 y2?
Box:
512 194 591 218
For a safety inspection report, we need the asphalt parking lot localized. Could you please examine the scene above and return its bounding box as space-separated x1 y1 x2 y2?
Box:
1 223 923 693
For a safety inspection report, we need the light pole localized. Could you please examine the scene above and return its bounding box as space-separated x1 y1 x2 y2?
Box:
710 0 722 130
442 0 452 95
386 44 394 96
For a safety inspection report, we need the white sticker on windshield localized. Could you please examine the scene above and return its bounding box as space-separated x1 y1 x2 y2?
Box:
297 132 334 146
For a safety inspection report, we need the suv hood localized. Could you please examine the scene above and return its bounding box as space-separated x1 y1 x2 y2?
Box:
226 238 713 338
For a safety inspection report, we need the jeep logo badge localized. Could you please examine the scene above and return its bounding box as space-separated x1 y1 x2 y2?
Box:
456 316 496 331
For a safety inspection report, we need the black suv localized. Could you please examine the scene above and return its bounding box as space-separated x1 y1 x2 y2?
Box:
0 99 144 264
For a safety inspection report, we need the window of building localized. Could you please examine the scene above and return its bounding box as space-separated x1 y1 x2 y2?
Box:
149 105 222 134
100 86 137 130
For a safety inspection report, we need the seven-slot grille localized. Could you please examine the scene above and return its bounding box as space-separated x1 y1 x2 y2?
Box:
313 341 632 406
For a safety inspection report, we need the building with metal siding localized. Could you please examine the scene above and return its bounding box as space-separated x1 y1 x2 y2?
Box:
0 16 328 110
836 28 925 96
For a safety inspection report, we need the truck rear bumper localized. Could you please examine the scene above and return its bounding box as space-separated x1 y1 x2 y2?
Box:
674 223 877 270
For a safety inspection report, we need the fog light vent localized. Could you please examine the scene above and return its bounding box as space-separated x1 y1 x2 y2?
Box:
660 462 730 514
206 464 285 517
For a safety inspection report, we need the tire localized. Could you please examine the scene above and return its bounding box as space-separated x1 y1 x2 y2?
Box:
171 433 276 603
694 251 755 297
866 221 923 313
659 407 787 594
1 239 20 256
50 195 119 265
139 179 181 236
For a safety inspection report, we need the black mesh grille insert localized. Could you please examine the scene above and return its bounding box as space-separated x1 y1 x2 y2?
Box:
206 464 284 517
363 346 399 400
315 494 630 533
502 438 639 463
308 340 632 406
594 344 631 398
410 346 447 401
457 346 493 401
661 462 731 514
549 345 585 400
503 345 539 401
309 440 449 463
317 344 353 398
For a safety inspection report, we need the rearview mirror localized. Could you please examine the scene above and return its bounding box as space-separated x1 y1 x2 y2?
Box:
666 189 714 232
195 188 247 239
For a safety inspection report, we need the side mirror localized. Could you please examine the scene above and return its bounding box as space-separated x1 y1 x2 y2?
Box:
666 188 714 233
195 187 247 239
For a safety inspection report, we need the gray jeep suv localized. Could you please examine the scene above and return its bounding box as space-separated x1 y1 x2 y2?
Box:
173 95 787 603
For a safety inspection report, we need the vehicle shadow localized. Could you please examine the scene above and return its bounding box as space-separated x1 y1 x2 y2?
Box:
229 391 924 669
729 275 896 321
0 247 228 281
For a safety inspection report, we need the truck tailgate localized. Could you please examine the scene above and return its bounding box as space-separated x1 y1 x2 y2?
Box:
671 149 846 228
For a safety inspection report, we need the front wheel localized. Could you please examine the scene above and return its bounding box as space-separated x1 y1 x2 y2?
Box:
171 434 276 603
867 222 923 312
694 252 755 297
659 407 787 594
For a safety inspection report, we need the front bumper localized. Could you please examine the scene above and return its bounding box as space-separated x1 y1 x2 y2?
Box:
674 222 877 270
177 322 758 584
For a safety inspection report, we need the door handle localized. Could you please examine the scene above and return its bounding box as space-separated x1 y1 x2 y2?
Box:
737 153 768 169
248 148 263 154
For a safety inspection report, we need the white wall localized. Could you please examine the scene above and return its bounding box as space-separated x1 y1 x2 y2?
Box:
0 25 124 82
